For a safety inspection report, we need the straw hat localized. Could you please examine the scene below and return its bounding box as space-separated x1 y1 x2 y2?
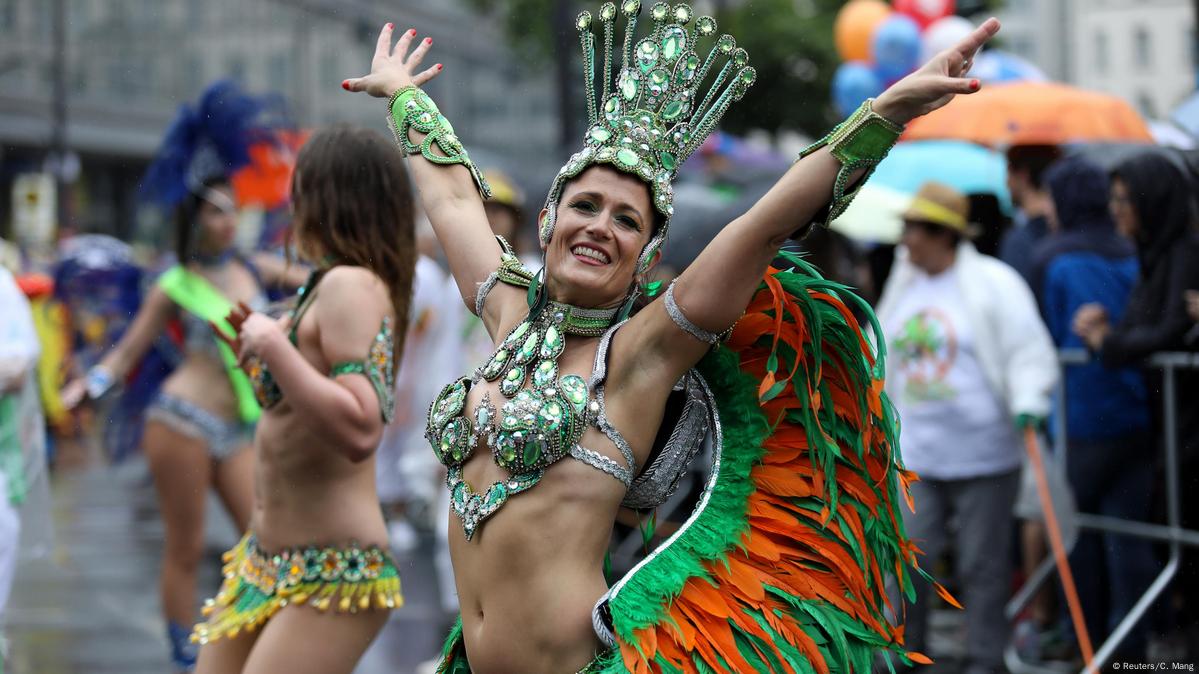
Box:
901 181 978 237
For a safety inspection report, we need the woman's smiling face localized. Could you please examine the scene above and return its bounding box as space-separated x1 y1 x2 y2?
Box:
541 165 657 308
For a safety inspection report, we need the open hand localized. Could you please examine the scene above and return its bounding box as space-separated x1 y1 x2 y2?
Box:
342 24 442 98
872 17 1000 125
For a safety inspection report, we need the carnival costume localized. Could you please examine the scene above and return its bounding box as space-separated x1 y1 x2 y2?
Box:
190 266 403 644
86 82 285 455
398 3 933 671
67 81 290 672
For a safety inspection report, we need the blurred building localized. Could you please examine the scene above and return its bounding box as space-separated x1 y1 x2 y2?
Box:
999 0 1196 119
0 0 560 247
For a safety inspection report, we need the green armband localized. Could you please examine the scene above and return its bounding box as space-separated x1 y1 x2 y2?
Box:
799 98 904 226
387 85 492 198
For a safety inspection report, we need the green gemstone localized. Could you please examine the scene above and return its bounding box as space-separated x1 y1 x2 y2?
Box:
621 0 640 16
576 11 591 30
505 367 522 382
636 40 658 73
651 2 668 21
516 330 541 363
486 483 507 505
696 15 716 35
660 151 677 171
676 54 699 84
620 71 639 100
498 437 517 463
523 438 545 465
739 67 756 85
661 27 684 61
560 375 588 409
504 322 530 348
604 96 622 120
589 126 611 143
533 360 557 388
717 35 735 54
538 401 563 429
662 100 686 121
540 325 563 358
733 48 749 68
452 481 468 505
615 148 640 167
600 2 616 20
674 5 692 23
475 405 492 428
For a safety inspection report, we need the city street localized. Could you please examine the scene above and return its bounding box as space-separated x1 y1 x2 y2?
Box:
5 444 450 674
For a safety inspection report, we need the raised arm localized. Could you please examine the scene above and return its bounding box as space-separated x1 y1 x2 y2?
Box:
632 19 1000 377
343 25 506 317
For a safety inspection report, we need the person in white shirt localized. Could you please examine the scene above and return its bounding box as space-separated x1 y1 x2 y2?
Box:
877 182 1058 674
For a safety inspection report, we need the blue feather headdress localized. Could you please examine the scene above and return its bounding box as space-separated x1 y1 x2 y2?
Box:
140 80 287 208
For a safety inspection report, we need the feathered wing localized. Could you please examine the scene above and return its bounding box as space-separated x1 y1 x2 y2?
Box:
598 253 951 674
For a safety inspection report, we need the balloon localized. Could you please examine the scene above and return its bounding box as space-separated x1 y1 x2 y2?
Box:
871 14 921 83
832 61 884 117
834 0 891 62
893 0 956 30
971 49 1049 83
920 15 975 64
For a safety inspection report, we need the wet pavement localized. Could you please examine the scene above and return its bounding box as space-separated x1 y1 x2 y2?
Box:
5 447 451 674
5 443 972 674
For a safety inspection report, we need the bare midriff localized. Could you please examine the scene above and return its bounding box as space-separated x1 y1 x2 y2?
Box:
450 449 625 674
158 354 239 420
251 405 388 552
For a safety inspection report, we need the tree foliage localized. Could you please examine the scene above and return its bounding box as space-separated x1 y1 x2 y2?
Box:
462 0 1005 139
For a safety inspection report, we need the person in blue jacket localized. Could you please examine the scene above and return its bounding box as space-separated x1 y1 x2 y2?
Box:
1031 155 1155 659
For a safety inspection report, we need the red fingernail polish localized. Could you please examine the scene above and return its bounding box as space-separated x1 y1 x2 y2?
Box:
425 37 432 45
341 80 350 90
386 22 393 30
970 79 980 90
437 63 443 70
408 29 416 36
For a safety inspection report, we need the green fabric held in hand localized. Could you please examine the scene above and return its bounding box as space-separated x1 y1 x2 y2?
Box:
157 266 262 424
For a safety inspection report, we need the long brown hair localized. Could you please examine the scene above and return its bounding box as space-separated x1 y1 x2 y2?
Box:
290 125 416 372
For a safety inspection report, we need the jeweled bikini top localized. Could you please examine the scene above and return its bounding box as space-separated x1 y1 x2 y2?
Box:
426 250 645 539
247 268 397 423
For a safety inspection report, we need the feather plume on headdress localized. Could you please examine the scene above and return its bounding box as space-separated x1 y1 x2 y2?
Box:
140 80 288 208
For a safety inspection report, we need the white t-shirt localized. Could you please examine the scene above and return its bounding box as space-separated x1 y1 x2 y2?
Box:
883 267 1020 480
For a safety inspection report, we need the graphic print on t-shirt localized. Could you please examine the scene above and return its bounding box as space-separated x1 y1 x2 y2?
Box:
893 308 958 403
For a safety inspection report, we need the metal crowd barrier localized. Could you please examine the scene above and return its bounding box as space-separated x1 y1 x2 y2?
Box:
1005 350 1199 674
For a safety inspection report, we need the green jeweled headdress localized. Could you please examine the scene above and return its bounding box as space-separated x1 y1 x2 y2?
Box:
540 1 757 272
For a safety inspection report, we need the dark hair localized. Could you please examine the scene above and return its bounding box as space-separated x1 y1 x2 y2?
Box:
290 125 416 373
1006 144 1062 189
175 174 232 262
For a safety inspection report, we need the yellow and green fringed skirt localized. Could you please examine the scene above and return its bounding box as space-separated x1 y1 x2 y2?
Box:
191 532 403 644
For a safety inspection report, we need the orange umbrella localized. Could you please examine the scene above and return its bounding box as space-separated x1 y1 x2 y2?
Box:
903 81 1153 145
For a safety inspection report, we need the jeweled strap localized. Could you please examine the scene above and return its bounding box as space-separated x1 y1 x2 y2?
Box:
328 316 397 424
798 98 904 227
474 236 534 316
663 280 725 345
447 466 541 541
387 85 491 199
570 444 633 487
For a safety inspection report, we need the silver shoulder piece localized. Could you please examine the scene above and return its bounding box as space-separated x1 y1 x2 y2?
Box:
620 369 716 511
664 280 723 345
